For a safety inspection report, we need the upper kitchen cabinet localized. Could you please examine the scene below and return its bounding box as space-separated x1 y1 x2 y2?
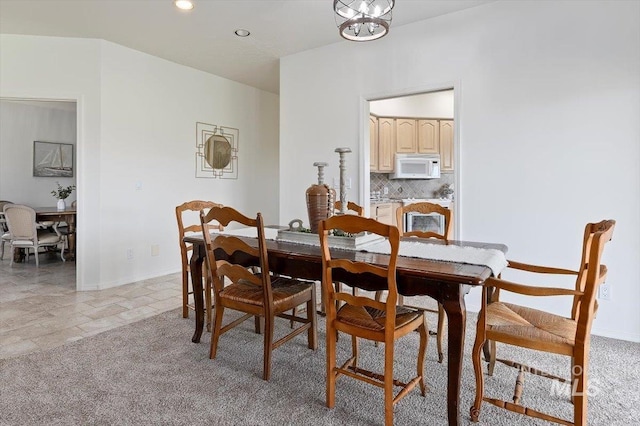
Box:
395 119 417 153
369 115 378 172
376 117 395 172
417 119 440 154
439 120 454 172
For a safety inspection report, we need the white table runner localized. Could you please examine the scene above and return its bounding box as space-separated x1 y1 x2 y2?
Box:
216 227 507 277
361 239 507 277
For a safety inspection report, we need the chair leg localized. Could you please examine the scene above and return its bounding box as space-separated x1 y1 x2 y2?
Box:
262 314 274 381
204 274 212 333
326 317 337 409
351 335 359 367
307 286 318 350
35 247 39 267
488 340 497 376
60 241 65 262
209 304 225 359
384 338 395 426
437 303 445 363
573 352 588 426
470 326 486 422
0 240 4 260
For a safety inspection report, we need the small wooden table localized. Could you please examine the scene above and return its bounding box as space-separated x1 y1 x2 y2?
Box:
184 232 507 426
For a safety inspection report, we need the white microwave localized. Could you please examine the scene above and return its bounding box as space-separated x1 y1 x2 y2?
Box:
389 154 441 179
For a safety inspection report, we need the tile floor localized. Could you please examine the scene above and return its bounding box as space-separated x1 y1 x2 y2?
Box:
0 251 184 359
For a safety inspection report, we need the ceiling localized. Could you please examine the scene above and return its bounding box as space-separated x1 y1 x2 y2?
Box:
0 1 492 94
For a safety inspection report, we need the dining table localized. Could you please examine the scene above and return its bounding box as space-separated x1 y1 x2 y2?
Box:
184 231 507 426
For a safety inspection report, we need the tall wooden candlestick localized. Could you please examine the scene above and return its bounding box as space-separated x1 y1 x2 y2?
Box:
334 147 352 215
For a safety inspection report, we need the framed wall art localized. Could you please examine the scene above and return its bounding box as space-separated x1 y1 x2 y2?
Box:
33 141 74 177
195 122 239 179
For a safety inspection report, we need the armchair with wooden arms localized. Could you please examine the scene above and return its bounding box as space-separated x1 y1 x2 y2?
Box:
319 214 429 426
201 206 317 381
470 220 615 426
176 200 223 330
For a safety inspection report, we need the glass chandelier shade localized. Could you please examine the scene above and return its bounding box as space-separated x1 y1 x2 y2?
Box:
333 0 394 42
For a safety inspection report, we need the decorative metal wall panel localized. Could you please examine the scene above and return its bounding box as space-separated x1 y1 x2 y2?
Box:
195 122 239 179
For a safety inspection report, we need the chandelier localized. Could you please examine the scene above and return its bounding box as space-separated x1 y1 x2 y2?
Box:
333 0 394 42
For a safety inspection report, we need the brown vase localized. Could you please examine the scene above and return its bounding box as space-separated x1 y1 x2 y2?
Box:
306 183 334 233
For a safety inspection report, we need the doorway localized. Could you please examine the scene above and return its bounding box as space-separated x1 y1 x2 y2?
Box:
362 88 458 237
0 97 78 280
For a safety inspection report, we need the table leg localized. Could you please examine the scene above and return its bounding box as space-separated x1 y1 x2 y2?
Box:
190 244 205 343
441 285 466 426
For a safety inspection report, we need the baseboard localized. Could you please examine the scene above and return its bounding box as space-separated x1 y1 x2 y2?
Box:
78 267 181 291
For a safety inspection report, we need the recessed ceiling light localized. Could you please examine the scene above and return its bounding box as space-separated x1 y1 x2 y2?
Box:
174 0 194 11
234 29 251 37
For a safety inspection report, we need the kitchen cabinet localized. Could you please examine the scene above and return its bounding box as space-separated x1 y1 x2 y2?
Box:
370 115 453 172
377 117 395 172
395 119 417 153
371 202 393 225
370 201 402 227
369 115 378 172
417 119 439 154
397 118 439 155
439 120 454 172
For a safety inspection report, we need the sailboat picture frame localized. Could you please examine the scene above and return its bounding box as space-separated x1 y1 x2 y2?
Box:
33 141 74 177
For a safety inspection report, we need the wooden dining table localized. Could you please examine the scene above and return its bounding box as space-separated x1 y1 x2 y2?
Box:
184 232 507 426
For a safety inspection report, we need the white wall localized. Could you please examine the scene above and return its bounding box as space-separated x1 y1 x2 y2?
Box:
280 1 640 341
0 100 77 206
1 35 279 290
370 90 454 118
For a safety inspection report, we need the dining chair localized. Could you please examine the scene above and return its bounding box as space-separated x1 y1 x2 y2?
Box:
376 201 452 363
0 201 12 260
319 214 429 426
470 220 615 426
332 200 365 300
176 200 223 330
334 200 364 216
201 206 318 380
3 204 66 267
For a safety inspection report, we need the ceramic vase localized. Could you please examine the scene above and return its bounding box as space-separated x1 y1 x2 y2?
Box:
57 199 66 211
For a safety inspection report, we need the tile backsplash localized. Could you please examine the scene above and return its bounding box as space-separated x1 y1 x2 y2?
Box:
371 172 454 200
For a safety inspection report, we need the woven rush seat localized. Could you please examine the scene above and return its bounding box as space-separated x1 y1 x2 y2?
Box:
220 276 313 308
486 302 576 354
337 304 424 331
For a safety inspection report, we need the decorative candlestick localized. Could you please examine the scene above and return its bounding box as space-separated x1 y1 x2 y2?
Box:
334 147 352 215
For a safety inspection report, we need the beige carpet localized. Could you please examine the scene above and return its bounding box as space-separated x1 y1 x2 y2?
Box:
1 308 638 425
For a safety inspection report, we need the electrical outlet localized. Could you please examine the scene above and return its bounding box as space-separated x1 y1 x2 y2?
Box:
151 245 159 257
599 283 611 301
383 187 389 195
126 248 134 261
